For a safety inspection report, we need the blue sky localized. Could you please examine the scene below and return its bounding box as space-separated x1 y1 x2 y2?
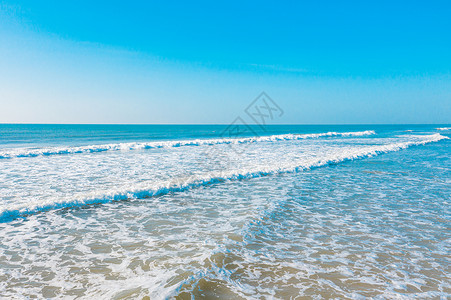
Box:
0 0 450 124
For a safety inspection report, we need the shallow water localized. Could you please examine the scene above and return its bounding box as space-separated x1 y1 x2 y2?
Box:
0 125 450 299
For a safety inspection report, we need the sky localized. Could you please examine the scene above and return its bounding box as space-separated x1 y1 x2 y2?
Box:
0 0 450 124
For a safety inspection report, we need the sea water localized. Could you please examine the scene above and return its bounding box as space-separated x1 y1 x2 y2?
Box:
0 124 449 298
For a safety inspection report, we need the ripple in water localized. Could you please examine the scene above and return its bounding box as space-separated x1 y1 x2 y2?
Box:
0 125 449 298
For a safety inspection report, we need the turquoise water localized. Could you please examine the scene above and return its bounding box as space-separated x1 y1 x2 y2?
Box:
0 124 450 298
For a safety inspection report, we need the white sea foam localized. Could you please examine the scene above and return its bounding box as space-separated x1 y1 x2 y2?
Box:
0 130 375 159
436 127 451 131
0 131 449 299
0 133 445 222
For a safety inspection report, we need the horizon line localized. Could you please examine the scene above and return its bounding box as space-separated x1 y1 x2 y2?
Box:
0 123 450 126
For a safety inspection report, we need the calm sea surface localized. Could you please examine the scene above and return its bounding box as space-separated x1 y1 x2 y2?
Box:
0 124 450 298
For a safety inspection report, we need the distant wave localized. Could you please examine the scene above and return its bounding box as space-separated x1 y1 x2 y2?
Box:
436 127 450 131
0 130 375 159
0 133 446 222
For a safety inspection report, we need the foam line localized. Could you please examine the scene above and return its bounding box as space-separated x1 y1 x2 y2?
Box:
0 133 446 223
0 130 376 159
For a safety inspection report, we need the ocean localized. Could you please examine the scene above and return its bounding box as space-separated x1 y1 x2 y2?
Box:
0 124 449 299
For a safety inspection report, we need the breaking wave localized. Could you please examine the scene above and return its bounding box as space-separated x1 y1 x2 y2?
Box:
0 131 375 159
0 133 446 222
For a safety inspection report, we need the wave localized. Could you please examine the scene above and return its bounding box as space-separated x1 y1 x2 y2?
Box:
0 130 375 159
0 133 446 223
436 127 450 131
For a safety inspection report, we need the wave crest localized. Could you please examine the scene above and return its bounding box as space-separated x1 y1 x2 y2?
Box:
0 133 446 223
0 130 375 159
